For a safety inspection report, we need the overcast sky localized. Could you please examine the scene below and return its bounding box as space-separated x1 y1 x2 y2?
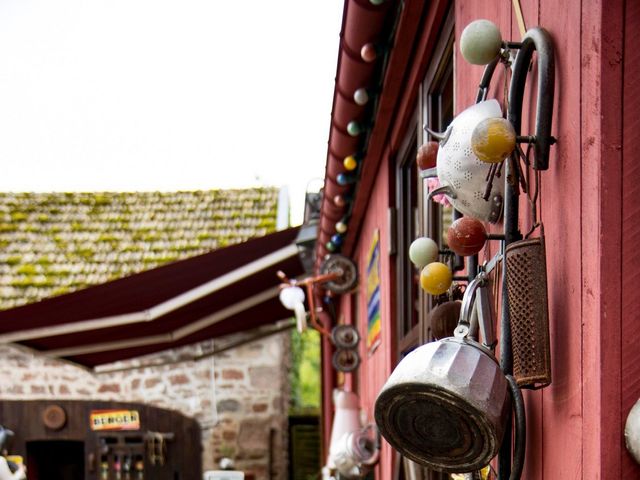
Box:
0 0 343 224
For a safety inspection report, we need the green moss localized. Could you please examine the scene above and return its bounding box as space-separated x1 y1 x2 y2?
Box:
257 218 276 229
10 212 27 222
97 234 119 243
51 287 71 296
0 224 17 233
16 264 38 275
197 232 213 241
10 277 54 288
6 256 21 266
37 213 49 222
76 248 95 259
37 257 52 266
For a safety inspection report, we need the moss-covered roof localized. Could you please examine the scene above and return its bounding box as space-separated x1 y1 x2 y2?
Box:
0 189 280 310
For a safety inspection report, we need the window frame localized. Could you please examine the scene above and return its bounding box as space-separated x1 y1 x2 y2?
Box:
394 10 456 358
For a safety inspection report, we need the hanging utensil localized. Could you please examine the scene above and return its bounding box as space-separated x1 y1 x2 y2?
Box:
505 224 551 389
429 99 505 223
374 274 525 475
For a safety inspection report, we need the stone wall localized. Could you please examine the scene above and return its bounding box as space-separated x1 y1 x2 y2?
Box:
0 329 291 480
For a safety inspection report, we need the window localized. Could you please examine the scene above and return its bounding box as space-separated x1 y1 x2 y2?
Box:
421 12 457 344
395 10 455 357
394 9 455 480
395 129 422 356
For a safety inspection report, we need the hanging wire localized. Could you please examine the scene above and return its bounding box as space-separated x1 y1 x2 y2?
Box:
522 143 542 238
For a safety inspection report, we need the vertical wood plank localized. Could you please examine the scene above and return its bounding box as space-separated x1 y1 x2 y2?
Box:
354 151 393 480
537 0 587 476
510 2 545 476
455 0 512 113
580 0 624 477
621 0 640 475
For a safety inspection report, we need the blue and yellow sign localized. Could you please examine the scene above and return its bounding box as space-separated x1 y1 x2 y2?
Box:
366 229 381 353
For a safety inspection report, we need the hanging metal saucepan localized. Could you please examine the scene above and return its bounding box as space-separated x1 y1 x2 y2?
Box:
374 273 525 476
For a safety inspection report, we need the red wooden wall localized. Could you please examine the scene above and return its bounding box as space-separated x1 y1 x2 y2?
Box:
621 0 640 477
455 1 635 478
328 0 637 478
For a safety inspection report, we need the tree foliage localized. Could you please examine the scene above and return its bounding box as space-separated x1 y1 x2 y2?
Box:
289 328 321 413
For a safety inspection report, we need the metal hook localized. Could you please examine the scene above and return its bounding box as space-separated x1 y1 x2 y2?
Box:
508 27 556 170
423 125 445 140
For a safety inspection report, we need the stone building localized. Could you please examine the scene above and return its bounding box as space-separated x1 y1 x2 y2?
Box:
0 188 300 479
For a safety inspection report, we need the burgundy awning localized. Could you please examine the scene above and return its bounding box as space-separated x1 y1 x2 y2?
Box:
0 227 303 368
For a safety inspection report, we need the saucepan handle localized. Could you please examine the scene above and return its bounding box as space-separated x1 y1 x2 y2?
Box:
506 374 526 480
455 276 483 338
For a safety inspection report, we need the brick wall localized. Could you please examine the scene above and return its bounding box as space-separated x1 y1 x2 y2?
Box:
0 330 291 480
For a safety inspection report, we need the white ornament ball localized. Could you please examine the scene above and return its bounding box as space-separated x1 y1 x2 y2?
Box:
460 19 503 65
409 237 439 268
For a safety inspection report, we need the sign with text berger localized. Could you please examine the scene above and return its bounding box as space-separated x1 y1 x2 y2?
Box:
90 409 141 431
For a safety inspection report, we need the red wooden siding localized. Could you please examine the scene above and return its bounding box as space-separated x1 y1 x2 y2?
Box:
323 0 636 477
349 156 396 480
622 0 640 476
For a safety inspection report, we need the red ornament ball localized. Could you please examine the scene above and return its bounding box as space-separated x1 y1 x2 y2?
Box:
416 141 439 170
447 217 487 256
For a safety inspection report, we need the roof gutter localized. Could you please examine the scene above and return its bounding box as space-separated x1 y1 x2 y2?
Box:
314 0 396 271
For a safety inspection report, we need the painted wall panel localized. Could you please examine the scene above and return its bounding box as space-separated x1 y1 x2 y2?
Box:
456 1 587 478
622 0 640 475
326 0 634 477
351 155 394 480
538 0 585 477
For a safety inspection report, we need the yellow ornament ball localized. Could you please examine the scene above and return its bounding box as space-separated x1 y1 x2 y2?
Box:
420 262 453 295
343 155 358 171
471 117 517 164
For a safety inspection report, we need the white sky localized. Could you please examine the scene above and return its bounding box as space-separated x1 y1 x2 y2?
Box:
0 0 343 224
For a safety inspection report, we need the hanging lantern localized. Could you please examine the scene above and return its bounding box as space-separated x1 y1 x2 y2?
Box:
337 173 356 186
347 121 363 137
343 155 358 171
447 217 487 256
409 237 439 268
336 221 348 234
326 241 337 252
420 262 453 295
460 19 503 65
331 234 344 246
471 117 517 164
334 195 348 208
361 43 377 63
354 88 370 106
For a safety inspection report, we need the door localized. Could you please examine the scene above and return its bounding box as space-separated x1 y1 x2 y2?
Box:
27 440 84 480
